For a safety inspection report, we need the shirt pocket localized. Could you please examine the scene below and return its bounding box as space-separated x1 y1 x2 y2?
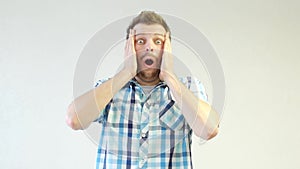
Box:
107 99 136 124
105 100 140 139
158 99 185 131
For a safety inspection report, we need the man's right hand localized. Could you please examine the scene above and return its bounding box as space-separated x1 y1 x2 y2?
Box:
67 30 138 130
124 29 137 78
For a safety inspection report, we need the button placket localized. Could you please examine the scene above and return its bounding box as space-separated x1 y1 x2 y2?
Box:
139 95 149 169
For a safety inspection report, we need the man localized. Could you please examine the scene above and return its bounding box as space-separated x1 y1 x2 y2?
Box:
66 11 220 168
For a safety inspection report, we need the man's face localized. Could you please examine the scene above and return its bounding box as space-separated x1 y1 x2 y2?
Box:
133 23 166 84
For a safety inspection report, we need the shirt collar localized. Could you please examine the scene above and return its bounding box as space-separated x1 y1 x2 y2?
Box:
129 78 167 89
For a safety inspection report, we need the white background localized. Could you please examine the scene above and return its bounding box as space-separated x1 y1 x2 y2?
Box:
1 0 299 169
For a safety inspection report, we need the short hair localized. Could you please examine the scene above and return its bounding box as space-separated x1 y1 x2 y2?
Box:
126 11 171 40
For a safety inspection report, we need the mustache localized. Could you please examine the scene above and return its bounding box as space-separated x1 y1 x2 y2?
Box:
141 52 157 59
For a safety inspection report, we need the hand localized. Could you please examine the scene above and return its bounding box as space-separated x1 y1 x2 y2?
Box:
159 32 174 81
124 29 137 78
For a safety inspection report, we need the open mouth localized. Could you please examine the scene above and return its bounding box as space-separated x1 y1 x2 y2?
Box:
145 59 154 66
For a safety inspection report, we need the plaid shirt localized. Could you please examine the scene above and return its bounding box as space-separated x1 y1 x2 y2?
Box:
94 77 208 169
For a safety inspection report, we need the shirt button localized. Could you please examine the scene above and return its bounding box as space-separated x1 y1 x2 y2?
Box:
141 132 147 138
141 156 147 163
139 157 147 168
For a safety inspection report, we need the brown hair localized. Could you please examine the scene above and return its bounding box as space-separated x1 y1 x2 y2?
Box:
126 11 171 40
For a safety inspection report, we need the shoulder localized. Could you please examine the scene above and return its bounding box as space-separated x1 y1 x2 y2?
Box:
94 78 110 87
179 76 208 102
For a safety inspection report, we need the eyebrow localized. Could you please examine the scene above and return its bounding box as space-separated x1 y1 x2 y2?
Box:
135 33 165 37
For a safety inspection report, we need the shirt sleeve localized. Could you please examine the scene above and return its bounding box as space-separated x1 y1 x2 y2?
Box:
94 78 110 87
179 76 208 102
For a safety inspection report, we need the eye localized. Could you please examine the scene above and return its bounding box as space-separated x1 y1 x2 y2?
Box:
136 39 145 44
155 39 163 45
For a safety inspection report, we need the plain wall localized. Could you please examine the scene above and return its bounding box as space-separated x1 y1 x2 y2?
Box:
1 0 299 169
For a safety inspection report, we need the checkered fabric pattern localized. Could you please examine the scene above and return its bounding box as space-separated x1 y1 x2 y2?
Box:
94 76 208 169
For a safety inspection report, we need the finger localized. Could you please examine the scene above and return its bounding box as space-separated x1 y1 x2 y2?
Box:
125 29 134 58
130 29 136 55
129 29 133 51
166 32 170 40
164 32 171 52
124 29 130 55
128 29 132 52
167 32 172 52
165 32 169 47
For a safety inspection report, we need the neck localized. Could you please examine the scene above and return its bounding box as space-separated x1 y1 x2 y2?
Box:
134 76 161 86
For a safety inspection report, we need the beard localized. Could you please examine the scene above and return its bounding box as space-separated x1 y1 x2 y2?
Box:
136 68 160 83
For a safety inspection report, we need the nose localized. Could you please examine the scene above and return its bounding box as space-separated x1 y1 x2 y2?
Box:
145 41 154 52
146 48 153 52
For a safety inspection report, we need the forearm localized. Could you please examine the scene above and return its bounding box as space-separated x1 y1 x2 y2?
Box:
66 69 133 130
165 75 220 140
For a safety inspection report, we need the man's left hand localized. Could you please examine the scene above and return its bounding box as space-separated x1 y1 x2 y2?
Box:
159 32 174 82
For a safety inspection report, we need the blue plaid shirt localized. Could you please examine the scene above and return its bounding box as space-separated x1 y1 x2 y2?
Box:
94 77 208 169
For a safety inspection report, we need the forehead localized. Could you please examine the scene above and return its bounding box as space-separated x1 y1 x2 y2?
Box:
133 23 166 36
